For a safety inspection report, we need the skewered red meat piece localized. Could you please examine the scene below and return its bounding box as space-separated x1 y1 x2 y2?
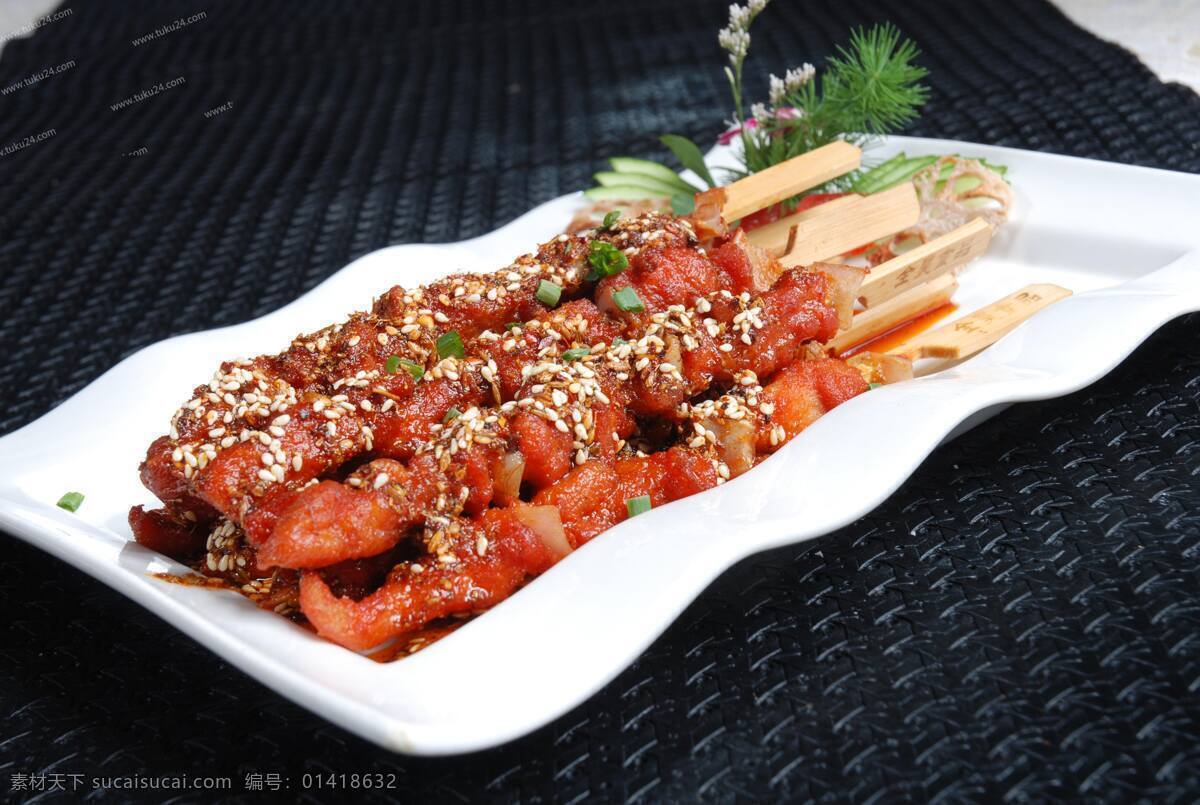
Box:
298 505 563 652
533 447 720 547
681 357 869 475
298 446 718 650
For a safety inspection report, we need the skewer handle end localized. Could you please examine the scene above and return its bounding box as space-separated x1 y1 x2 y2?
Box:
892 283 1072 361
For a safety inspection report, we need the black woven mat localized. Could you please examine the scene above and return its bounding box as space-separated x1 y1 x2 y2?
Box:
2 0 1199 801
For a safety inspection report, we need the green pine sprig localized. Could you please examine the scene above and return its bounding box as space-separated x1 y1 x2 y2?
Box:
737 23 929 180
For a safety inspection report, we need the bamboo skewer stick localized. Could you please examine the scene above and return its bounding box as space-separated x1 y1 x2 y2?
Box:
745 194 860 256
767 183 921 266
827 273 959 355
716 141 862 224
889 284 1072 361
858 219 993 308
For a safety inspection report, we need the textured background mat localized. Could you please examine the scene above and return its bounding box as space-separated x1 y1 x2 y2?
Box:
2 0 1199 801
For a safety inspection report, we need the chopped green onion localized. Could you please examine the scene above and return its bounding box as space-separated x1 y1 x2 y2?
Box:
868 382 882 390
504 321 522 331
57 492 84 512
384 355 401 374
443 407 462 423
436 331 465 359
398 358 424 380
612 337 627 346
601 210 621 230
536 279 562 307
562 347 590 362
587 240 628 280
626 495 651 517
612 286 644 313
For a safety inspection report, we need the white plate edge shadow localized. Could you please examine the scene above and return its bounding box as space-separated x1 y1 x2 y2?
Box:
1 137 1199 755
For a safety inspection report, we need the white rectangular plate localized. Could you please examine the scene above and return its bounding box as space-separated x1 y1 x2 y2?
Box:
1 137 1198 755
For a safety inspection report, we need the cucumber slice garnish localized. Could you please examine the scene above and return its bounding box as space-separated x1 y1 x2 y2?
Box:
583 185 670 201
608 157 698 193
850 152 907 193
859 157 940 195
593 171 693 196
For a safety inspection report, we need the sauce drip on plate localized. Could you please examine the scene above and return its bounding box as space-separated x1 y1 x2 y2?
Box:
840 303 958 358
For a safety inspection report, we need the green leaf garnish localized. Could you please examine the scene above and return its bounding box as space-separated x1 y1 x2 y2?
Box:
671 192 695 215
601 210 621 230
443 407 462 423
868 382 882 390
612 287 644 313
660 134 717 189
562 347 590 362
